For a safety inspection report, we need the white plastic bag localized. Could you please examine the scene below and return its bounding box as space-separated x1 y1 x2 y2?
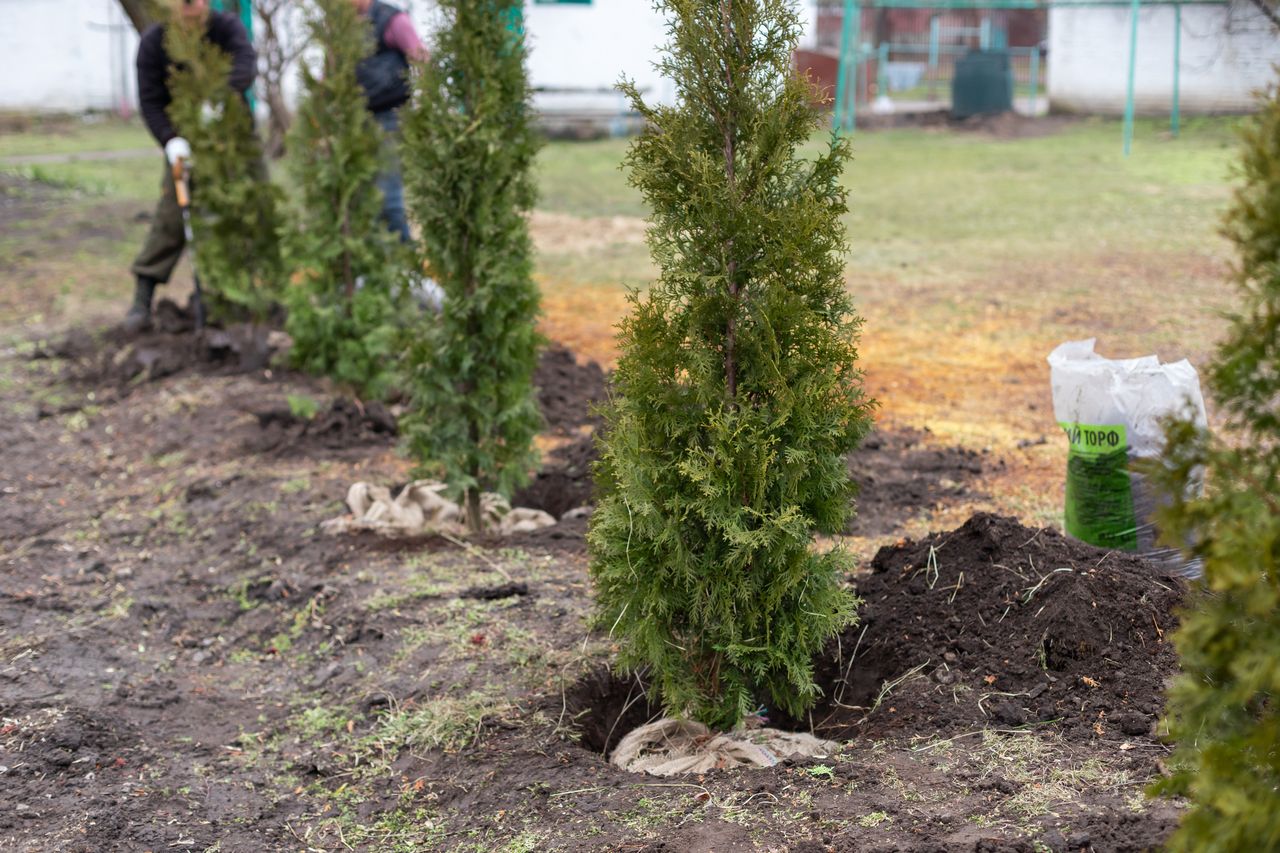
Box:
1047 339 1207 576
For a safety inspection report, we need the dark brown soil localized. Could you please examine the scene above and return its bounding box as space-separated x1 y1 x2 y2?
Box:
248 396 399 455
570 515 1182 746
801 513 1183 740
0 320 1184 851
42 298 275 388
513 426 990 537
533 343 608 434
513 433 597 518
848 427 992 535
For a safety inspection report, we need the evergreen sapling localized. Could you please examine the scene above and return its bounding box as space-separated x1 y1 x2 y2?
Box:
1151 83 1280 852
165 17 283 323
284 0 403 400
588 0 874 730
401 1 543 533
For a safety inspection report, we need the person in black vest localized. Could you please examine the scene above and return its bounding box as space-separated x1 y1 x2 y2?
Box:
128 0 257 333
352 0 425 244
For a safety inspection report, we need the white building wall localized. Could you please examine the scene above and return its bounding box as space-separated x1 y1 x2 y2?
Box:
1 0 822 115
522 1 675 112
1048 1 1280 115
0 0 139 113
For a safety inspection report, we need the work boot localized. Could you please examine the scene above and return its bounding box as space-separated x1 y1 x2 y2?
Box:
123 276 157 334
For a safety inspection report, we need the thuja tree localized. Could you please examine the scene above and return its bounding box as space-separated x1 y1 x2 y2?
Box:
1150 84 1280 851
588 0 874 730
285 0 402 399
165 18 283 322
400 1 542 532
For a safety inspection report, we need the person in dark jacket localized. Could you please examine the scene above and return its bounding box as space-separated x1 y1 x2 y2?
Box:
126 0 257 333
352 0 425 244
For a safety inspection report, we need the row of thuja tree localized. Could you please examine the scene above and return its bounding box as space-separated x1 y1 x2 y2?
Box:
170 1 1280 845
173 0 876 731
167 0 542 534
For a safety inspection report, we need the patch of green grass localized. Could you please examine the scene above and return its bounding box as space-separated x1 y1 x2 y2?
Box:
100 595 133 621
294 705 350 741
532 117 1237 278
858 810 892 828
268 595 326 655
368 689 515 755
807 764 836 781
286 393 319 420
279 476 311 495
0 118 152 158
535 138 643 218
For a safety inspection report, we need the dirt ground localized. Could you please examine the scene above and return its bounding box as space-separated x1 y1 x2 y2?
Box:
3 106 1228 853
0 304 1186 851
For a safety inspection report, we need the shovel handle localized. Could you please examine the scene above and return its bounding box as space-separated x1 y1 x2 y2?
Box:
172 157 190 208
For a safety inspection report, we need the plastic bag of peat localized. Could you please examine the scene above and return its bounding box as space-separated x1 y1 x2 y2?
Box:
1047 339 1207 578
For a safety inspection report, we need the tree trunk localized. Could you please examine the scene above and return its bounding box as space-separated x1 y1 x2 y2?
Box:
117 0 157 33
720 0 739 407
465 489 483 536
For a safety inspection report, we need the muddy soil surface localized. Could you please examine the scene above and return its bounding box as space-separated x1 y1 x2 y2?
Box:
847 428 992 535
514 424 991 536
39 298 275 389
807 513 1182 740
534 344 608 434
0 323 1183 851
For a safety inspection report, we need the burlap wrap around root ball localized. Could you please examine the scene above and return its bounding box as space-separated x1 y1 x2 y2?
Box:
320 480 556 537
610 718 838 776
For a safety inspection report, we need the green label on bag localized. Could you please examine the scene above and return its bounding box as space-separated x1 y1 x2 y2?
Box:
1059 421 1137 552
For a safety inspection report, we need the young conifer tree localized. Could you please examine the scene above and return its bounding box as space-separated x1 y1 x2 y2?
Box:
1151 84 1280 851
588 0 874 731
400 1 542 533
284 0 401 399
165 18 283 323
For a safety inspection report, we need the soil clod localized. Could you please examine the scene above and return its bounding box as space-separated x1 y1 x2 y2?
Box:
534 344 608 434
799 513 1183 740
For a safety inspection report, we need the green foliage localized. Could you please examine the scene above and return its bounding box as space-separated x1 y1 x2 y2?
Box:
400 1 543 530
284 0 403 399
164 17 283 322
1151 83 1280 852
287 393 319 420
587 0 873 730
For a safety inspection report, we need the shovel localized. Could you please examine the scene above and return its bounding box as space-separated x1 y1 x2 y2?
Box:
172 156 207 330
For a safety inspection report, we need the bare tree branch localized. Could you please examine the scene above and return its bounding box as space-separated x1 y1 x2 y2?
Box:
1245 0 1280 29
117 0 158 33
257 0 310 158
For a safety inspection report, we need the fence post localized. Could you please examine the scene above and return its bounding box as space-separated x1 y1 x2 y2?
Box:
878 40 889 99
1123 0 1140 156
1171 2 1181 137
929 14 940 70
835 0 861 133
1029 48 1040 116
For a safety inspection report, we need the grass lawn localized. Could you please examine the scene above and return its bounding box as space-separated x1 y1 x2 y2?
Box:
1 112 1241 529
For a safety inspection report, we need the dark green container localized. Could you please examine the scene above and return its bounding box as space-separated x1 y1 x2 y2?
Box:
951 50 1012 119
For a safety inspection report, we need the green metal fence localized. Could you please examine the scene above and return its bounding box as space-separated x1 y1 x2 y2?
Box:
829 0 1231 156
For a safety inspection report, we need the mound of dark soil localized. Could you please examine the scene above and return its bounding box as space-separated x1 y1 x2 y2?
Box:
250 397 398 454
513 427 988 538
512 433 596 519
571 514 1183 748
804 513 1183 739
48 299 274 388
534 345 608 434
848 428 991 535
